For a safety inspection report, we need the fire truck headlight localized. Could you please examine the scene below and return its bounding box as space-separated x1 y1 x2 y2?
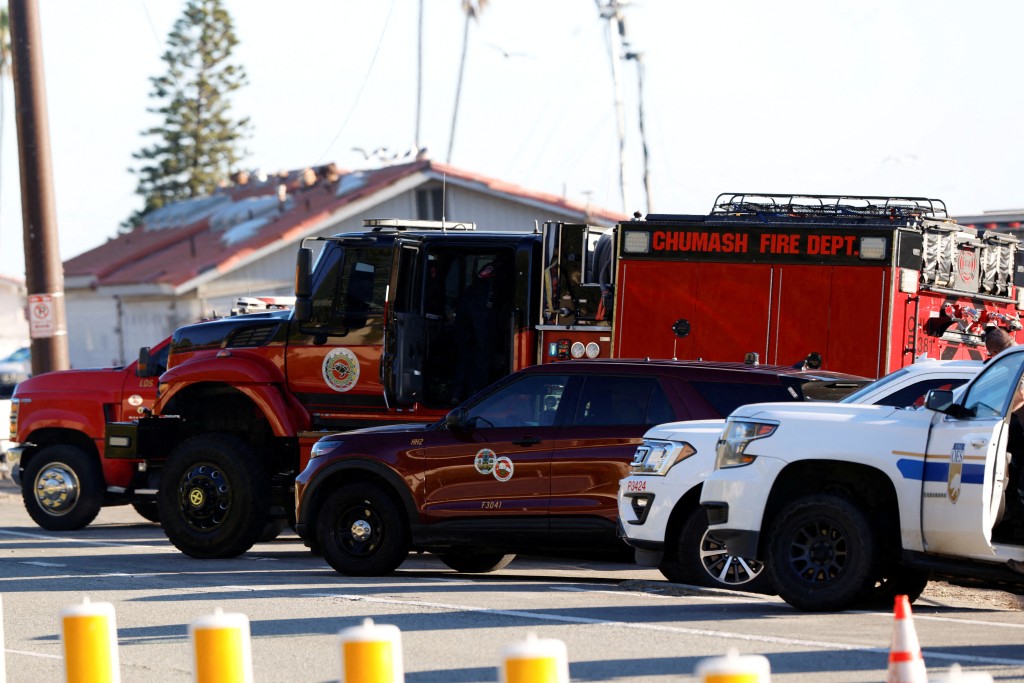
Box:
714 419 778 469
859 236 887 260
622 229 650 254
9 397 24 440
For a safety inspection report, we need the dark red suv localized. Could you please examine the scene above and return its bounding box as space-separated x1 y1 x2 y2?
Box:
294 359 864 576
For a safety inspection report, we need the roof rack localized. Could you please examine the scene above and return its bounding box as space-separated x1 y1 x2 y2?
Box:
363 218 476 232
711 193 949 220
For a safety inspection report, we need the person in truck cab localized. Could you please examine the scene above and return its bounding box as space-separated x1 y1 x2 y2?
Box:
452 258 511 402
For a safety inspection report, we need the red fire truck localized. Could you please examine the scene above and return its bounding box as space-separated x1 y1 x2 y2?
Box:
107 195 1022 558
543 193 1021 377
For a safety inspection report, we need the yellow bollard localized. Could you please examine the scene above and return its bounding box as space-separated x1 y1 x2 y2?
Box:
500 633 569 683
189 607 253 683
60 596 120 683
337 618 404 683
694 648 771 683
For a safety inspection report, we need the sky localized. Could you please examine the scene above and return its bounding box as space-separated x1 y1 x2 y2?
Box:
1 0 1023 281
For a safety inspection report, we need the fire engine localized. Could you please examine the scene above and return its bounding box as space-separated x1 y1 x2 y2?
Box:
106 194 1023 558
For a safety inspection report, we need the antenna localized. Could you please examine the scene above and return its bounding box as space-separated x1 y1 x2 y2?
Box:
442 173 447 231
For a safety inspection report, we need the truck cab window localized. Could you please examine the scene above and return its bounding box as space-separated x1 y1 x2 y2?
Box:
308 245 391 337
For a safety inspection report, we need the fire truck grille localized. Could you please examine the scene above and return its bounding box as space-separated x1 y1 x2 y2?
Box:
226 324 278 348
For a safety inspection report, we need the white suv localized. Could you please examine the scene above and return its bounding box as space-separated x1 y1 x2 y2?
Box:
617 359 983 593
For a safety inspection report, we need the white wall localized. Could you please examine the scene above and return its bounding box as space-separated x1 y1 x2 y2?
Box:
65 291 119 367
0 278 29 358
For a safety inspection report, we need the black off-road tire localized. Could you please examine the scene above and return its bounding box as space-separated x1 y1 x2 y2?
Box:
22 445 104 531
158 433 269 559
437 552 516 573
131 500 161 524
661 508 773 593
316 482 409 576
768 493 876 612
257 517 289 543
859 566 930 609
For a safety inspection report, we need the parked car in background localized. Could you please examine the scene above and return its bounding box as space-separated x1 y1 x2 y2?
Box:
618 358 983 593
0 347 30 398
294 358 867 576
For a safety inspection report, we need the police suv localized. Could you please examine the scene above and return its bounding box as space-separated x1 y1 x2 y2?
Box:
697 350 1024 611
619 359 984 595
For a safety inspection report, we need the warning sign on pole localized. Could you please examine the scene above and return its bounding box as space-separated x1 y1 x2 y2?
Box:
28 293 55 339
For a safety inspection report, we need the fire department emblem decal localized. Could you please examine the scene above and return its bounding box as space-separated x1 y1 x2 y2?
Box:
474 448 496 475
947 442 964 504
957 249 979 288
493 456 514 482
322 348 360 393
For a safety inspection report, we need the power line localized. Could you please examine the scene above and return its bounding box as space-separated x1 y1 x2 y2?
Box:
317 0 396 165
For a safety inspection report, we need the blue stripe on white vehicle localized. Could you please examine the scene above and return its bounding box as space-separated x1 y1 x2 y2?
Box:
897 458 984 485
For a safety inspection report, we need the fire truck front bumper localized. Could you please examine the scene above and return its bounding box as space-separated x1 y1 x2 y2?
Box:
4 444 25 485
105 416 182 461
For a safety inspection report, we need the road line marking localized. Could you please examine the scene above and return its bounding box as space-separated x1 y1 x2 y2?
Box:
0 528 159 549
4 648 61 660
303 593 1024 667
20 561 65 568
554 586 744 601
886 612 1024 629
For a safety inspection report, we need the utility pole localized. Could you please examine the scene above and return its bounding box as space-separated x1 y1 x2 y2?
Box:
626 48 652 213
597 0 630 213
415 0 423 152
596 0 653 215
8 0 68 373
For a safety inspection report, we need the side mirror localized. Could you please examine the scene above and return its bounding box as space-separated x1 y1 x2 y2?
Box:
925 389 955 413
136 347 152 377
445 407 468 430
294 246 313 323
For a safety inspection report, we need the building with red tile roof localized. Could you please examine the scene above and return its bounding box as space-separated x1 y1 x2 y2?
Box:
64 158 626 367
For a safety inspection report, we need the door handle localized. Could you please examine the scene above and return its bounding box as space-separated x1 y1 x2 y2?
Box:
970 438 987 449
512 436 542 446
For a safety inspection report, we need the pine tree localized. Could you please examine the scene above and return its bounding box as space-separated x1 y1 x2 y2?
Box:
126 0 250 228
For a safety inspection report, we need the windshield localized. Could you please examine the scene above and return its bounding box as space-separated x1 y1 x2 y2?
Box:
2 347 29 363
838 367 911 404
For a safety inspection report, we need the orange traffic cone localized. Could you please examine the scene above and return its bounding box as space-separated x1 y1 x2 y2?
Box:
887 594 927 683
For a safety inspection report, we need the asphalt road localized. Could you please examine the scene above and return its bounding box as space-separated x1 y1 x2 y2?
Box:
1 476 1023 683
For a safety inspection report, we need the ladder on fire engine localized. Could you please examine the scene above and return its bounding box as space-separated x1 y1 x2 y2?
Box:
712 193 949 221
